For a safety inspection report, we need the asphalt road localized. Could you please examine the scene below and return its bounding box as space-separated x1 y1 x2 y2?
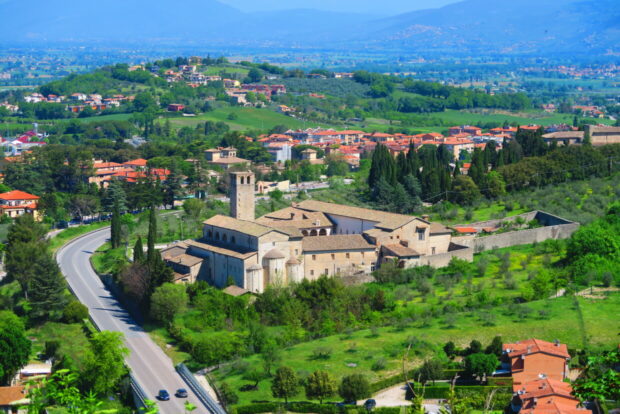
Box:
57 228 211 414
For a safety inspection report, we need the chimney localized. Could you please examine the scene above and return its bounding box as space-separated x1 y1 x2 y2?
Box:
527 346 532 354
290 212 295 220
554 339 560 346
422 214 430 221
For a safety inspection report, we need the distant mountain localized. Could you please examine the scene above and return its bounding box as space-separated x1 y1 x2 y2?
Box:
0 0 618 55
363 0 620 54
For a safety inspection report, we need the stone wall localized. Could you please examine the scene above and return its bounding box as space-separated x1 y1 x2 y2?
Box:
420 243 474 268
454 211 579 253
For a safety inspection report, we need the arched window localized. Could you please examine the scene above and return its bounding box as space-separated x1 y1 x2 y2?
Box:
223 234 228 242
208 231 213 239
215 232 220 240
310 229 318 236
302 230 309 236
231 236 236 244
319 229 327 236
240 176 244 184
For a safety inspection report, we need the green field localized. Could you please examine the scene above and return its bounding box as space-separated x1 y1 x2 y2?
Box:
203 65 250 76
165 107 332 131
213 293 619 405
27 322 90 368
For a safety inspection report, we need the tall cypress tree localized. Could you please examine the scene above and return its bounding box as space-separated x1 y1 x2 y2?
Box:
111 203 121 249
133 236 144 263
406 141 420 178
147 206 157 265
396 151 410 182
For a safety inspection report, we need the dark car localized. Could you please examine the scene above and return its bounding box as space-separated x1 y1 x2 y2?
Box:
157 390 170 401
175 388 188 398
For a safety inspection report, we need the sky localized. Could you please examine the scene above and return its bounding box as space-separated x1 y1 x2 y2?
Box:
218 0 461 15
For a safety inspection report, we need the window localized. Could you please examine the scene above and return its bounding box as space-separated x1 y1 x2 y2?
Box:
295 249 299 255
312 255 316 260
232 236 236 244
223 234 227 242
431 247 436 255
208 231 213 238
371 262 376 271
240 176 244 184
215 232 220 240
417 228 426 241
310 270 314 276
346 253 350 259
331 254 335 260
324 268 329 275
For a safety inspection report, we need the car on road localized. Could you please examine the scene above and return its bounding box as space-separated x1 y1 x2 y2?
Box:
157 389 170 401
175 388 188 398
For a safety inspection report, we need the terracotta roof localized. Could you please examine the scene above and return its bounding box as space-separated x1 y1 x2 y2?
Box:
503 339 571 359
520 401 587 414
542 131 585 139
0 190 39 201
0 386 27 406
382 244 420 258
303 235 375 252
124 158 148 167
453 227 477 234
295 200 423 231
223 285 251 296
185 239 257 260
203 215 277 238
93 162 122 169
517 379 576 401
430 222 452 235
208 157 250 165
166 253 203 267
263 249 286 259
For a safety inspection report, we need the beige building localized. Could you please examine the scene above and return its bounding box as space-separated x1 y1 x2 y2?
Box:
584 125 620 146
205 147 250 170
162 171 470 293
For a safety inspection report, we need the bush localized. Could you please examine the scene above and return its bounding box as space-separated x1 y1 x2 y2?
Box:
62 300 89 323
371 358 387 371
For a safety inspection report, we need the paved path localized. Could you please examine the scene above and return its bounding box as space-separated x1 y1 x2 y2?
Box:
57 228 213 414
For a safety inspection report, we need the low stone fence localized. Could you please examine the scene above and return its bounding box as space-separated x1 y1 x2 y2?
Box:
420 243 474 268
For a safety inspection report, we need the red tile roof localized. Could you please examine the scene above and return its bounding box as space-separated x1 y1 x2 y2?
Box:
0 190 39 201
503 339 571 359
123 158 148 167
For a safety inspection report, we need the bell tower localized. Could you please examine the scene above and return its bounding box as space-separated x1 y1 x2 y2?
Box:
230 171 255 221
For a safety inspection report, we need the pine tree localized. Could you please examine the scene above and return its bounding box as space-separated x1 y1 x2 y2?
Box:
147 206 157 265
133 236 145 263
29 254 67 320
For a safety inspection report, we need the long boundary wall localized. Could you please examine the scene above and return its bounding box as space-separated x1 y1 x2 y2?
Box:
453 211 579 253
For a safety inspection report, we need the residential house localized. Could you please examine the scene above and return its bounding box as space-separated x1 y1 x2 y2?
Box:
542 131 585 146
584 125 620 146
204 147 250 170
0 386 28 413
0 190 40 219
511 379 586 414
503 339 570 386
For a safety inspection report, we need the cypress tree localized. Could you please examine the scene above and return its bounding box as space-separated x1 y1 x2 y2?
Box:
147 206 157 265
133 236 145 263
396 151 409 182
111 203 121 249
406 141 420 177
453 161 461 178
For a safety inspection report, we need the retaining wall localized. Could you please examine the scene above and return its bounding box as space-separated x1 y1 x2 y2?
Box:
420 243 474 267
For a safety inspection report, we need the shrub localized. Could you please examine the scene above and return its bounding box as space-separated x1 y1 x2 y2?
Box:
371 358 387 371
62 300 89 323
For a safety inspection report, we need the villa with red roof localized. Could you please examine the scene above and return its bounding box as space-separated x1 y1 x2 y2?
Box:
503 339 571 386
0 190 40 219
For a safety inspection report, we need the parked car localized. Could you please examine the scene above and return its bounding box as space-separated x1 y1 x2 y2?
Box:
175 388 188 398
157 390 170 401
364 399 376 411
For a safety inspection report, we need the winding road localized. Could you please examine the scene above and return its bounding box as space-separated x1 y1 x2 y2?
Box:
56 227 215 414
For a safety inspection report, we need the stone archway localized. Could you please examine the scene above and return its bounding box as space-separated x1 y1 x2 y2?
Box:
319 229 327 236
310 229 318 236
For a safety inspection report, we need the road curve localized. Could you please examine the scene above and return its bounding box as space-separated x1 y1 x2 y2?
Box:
57 228 211 414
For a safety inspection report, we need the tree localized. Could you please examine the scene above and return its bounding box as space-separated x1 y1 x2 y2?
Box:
81 331 129 395
0 311 31 384
261 343 282 376
444 341 457 359
103 181 127 212
28 254 68 321
146 206 157 264
467 340 482 355
271 366 299 404
62 300 89 323
305 370 337 404
111 203 122 248
485 336 503 357
419 359 443 385
219 382 239 406
484 171 506 198
5 214 47 296
246 68 263 83
572 349 619 410
463 353 498 380
150 283 188 324
338 374 370 403
183 199 205 222
133 236 145 263
450 175 481 205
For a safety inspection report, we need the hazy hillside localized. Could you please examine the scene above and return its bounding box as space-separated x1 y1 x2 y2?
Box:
366 0 620 53
1 0 618 54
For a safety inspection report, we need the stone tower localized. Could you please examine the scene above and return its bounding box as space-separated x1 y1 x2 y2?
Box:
230 171 255 221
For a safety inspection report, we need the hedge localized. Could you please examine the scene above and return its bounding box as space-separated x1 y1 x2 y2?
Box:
487 377 513 387
369 368 465 393
412 385 511 400
235 402 403 414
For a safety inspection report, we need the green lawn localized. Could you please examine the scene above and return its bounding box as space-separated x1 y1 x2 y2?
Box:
214 293 620 406
203 65 250 76
165 106 332 131
71 113 133 123
27 322 91 368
